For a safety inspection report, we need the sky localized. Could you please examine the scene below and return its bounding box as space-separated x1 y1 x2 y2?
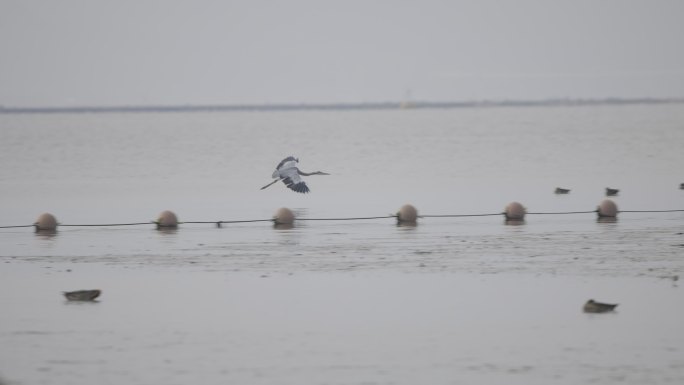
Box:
1 0 683 107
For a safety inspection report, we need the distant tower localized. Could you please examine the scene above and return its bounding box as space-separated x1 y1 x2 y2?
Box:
400 88 413 109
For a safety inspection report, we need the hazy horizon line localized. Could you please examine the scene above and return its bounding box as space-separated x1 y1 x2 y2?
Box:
2 97 683 114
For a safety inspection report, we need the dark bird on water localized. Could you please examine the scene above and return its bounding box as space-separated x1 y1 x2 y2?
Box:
605 187 619 196
261 156 329 193
555 187 571 194
63 289 101 301
583 299 618 313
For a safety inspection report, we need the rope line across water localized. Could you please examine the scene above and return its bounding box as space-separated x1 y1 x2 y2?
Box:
618 209 684 213
3 209 683 230
421 213 504 218
183 219 275 224
297 215 397 221
59 222 153 227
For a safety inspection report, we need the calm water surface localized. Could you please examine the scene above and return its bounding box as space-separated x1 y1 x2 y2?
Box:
2 104 683 222
1 104 684 384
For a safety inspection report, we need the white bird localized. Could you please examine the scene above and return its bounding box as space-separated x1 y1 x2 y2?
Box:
260 156 329 193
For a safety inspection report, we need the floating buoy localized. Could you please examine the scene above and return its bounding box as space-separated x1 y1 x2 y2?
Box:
504 202 526 221
156 210 178 228
273 207 295 225
597 199 618 218
396 204 418 224
34 212 58 231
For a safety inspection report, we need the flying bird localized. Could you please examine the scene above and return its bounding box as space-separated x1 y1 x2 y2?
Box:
261 156 329 193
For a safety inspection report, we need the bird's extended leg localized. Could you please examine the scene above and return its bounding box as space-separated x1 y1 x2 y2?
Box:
260 179 281 190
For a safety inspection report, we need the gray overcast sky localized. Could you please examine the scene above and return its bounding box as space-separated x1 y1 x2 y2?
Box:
1 0 683 107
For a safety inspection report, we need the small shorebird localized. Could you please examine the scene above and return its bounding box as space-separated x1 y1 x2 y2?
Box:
63 289 101 301
660 274 679 285
555 187 570 194
261 156 329 193
583 299 618 313
605 187 619 196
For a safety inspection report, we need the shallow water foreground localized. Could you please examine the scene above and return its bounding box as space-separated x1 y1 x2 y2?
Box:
1 259 682 385
2 104 684 384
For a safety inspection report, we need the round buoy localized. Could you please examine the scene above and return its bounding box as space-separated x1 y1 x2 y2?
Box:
273 207 295 225
156 210 178 228
34 212 58 231
397 204 418 224
504 202 526 220
597 199 618 218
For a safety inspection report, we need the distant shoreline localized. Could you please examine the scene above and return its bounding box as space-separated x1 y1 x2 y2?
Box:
1 97 683 114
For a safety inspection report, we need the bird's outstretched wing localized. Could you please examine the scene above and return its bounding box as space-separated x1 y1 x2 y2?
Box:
281 172 310 193
276 156 298 170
